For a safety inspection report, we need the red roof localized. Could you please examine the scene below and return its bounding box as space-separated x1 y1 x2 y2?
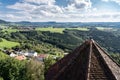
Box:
37 54 48 58
15 55 26 60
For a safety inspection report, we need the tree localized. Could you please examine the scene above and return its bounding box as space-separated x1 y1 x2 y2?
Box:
0 51 8 60
25 59 44 80
110 53 120 64
0 77 3 80
0 58 26 80
0 57 45 80
44 56 56 73
0 38 2 42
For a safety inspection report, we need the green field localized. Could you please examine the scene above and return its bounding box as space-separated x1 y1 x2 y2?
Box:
2 28 18 33
0 39 20 48
36 27 65 33
67 27 89 31
0 51 8 59
96 27 113 31
36 27 89 33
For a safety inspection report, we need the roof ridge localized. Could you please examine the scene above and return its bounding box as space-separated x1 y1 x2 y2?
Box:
93 41 120 80
45 39 120 80
94 41 120 67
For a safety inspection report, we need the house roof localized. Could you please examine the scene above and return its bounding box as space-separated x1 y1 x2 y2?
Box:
37 54 48 58
45 39 120 80
15 55 26 60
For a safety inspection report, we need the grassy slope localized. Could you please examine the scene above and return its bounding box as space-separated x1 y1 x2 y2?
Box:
2 28 18 33
36 27 65 33
0 51 8 59
67 27 89 31
36 27 89 33
96 27 113 31
0 39 20 48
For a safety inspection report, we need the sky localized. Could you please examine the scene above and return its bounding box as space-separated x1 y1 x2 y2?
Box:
0 0 120 22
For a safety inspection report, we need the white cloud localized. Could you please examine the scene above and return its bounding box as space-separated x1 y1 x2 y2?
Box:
24 0 55 5
7 2 37 11
0 2 2 6
102 0 109 2
36 5 62 13
7 0 92 14
112 0 120 5
65 0 92 12
0 14 26 21
1 11 120 22
3 0 120 22
7 0 62 16
102 0 120 5
5 0 64 21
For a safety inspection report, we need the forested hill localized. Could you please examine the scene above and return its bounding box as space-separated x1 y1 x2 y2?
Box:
0 19 8 24
0 26 120 80
0 19 120 28
1 27 120 53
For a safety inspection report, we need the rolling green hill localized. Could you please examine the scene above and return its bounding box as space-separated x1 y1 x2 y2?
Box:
0 38 20 48
35 27 89 33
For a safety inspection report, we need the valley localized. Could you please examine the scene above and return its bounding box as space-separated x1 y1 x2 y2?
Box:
0 23 120 80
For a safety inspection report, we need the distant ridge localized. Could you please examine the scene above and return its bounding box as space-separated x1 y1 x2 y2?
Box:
45 39 120 80
0 19 120 28
0 19 8 24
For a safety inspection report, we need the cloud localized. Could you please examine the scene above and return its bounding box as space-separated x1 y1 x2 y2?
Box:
23 0 55 5
7 0 62 16
70 0 91 9
7 2 37 11
1 11 120 22
112 0 120 5
7 0 92 14
0 12 34 22
102 0 109 2
102 0 120 5
0 2 2 5
3 0 120 22
5 0 64 21
65 0 91 12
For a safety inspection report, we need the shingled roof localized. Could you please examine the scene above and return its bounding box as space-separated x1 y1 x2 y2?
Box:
45 39 120 80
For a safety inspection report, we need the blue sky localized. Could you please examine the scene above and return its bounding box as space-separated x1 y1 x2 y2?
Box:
0 0 120 22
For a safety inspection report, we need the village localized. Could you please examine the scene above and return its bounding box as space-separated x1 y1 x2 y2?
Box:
0 48 68 61
0 48 49 61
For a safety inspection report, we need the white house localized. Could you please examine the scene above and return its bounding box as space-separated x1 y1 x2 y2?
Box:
18 51 38 57
27 51 37 57
10 52 17 57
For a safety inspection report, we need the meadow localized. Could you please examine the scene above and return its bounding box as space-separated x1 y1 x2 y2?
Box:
67 27 89 31
96 27 114 31
0 38 20 48
2 28 18 33
35 27 89 33
35 27 65 33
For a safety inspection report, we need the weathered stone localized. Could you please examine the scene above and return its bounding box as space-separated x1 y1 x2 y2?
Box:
45 39 120 80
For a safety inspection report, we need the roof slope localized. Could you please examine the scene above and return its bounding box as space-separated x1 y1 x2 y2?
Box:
45 39 120 80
